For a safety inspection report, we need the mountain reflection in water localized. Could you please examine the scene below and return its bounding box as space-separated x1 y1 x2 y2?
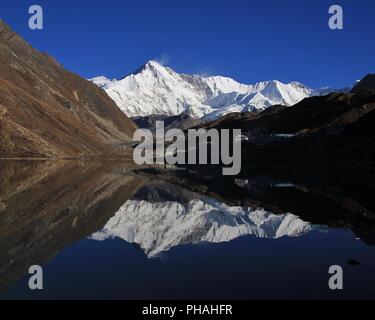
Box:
1 160 375 299
91 186 317 258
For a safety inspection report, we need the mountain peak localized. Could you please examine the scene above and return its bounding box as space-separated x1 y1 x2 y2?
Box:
145 60 163 68
90 62 325 119
140 60 166 72
126 60 169 78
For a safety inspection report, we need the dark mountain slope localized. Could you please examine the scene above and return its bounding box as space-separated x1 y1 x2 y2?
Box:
202 87 374 137
243 90 375 136
352 74 375 93
133 113 201 131
199 77 375 164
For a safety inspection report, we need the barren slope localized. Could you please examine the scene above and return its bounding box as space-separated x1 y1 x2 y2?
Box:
0 20 137 158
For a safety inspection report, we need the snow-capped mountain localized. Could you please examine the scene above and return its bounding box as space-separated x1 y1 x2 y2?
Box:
90 61 324 120
91 197 316 257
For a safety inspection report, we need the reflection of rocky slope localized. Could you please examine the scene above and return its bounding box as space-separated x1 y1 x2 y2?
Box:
92 183 314 257
0 21 137 158
0 160 145 292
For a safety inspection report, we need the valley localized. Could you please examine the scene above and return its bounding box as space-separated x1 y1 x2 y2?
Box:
1 17 375 300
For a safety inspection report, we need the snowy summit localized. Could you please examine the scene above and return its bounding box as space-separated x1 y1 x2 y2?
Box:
90 61 330 120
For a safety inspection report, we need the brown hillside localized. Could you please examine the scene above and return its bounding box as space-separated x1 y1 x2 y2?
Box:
0 20 137 158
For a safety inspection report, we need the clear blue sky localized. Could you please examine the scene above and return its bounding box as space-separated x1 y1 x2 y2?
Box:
1 0 374 89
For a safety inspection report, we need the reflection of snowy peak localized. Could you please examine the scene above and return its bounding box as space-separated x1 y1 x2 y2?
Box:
90 61 318 119
91 198 314 257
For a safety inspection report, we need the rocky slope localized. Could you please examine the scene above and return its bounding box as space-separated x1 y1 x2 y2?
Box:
198 75 375 164
133 113 202 131
0 20 137 158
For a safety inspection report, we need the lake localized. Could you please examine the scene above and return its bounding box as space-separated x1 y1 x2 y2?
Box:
1 160 375 299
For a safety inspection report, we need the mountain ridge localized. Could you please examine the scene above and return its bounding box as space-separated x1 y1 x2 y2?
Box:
91 60 343 120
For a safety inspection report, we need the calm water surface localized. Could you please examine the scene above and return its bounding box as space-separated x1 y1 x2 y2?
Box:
1 161 375 299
